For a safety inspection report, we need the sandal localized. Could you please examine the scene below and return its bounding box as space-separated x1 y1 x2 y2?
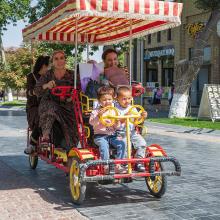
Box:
115 164 127 174
24 145 36 155
40 138 50 148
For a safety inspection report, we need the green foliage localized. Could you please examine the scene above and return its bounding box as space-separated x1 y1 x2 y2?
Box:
194 0 220 11
0 100 26 107
0 0 31 31
0 48 31 90
148 118 220 130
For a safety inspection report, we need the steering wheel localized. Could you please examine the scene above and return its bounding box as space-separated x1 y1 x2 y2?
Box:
99 106 119 127
127 105 145 125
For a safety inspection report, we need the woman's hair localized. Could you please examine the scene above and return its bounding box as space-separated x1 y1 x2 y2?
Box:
97 86 115 100
102 48 118 61
51 50 65 61
33 56 50 75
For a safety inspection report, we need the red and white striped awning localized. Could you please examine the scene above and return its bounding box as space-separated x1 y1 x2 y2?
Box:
23 0 183 45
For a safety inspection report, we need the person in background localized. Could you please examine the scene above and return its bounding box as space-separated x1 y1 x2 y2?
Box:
152 83 163 112
100 49 129 87
24 56 50 154
168 83 175 106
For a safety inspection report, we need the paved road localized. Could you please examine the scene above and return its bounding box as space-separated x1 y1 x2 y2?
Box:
0 115 220 220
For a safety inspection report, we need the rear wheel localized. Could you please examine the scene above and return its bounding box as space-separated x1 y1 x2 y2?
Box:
29 154 38 169
145 162 167 198
69 157 86 205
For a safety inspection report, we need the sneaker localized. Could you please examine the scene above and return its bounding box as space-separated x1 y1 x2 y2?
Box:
116 164 127 174
24 145 35 155
136 163 145 172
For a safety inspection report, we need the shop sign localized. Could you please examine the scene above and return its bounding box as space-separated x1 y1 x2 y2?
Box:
217 20 220 37
144 46 174 60
187 22 205 38
198 84 220 122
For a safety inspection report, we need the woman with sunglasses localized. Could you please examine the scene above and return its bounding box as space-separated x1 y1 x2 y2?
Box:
34 50 79 150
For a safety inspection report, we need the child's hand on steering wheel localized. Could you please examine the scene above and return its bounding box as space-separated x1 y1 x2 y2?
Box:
98 108 108 117
141 111 148 119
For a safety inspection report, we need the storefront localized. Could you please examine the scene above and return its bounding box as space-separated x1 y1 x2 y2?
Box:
143 45 175 99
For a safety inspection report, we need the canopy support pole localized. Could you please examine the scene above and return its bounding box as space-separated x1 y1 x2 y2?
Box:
74 17 78 89
129 20 133 85
31 40 34 72
86 33 89 62
140 39 144 106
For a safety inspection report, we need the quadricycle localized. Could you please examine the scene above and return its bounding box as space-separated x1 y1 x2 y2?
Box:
23 0 183 205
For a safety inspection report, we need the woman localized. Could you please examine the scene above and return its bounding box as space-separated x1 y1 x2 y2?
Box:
34 50 78 150
24 56 50 154
100 49 129 87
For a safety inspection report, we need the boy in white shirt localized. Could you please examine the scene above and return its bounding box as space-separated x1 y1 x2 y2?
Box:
115 86 148 172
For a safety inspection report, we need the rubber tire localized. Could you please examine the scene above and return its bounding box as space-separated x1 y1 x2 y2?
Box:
69 157 87 205
145 162 167 198
29 155 38 170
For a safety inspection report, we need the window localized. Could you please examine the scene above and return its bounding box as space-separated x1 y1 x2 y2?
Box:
157 31 161 43
147 34 151 44
189 47 211 63
203 46 211 63
167 29 172 41
189 48 194 60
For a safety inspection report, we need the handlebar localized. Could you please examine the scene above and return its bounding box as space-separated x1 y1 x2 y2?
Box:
99 105 145 127
51 86 74 99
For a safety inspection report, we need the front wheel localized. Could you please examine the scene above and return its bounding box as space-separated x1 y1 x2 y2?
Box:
145 162 167 198
29 154 38 169
69 157 86 205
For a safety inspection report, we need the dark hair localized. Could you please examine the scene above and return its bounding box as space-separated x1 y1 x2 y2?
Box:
102 48 118 61
116 85 132 97
33 56 50 75
97 86 115 100
155 83 159 88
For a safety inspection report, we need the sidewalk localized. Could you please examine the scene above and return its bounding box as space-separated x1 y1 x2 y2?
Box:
0 160 87 220
146 121 220 143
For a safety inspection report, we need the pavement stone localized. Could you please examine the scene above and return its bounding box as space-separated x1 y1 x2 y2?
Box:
0 160 87 220
1 115 220 220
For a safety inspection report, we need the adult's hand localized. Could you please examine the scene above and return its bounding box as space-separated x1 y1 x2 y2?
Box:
43 80 56 90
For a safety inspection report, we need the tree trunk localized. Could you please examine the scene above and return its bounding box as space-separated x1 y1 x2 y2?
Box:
7 88 13 102
169 9 220 118
0 35 6 64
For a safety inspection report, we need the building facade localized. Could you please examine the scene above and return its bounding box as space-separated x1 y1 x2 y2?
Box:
132 0 220 107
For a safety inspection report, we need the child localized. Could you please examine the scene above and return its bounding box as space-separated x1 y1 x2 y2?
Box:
114 86 148 172
89 86 126 174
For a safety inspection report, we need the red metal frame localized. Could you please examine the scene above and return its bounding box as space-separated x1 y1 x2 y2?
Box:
28 87 181 181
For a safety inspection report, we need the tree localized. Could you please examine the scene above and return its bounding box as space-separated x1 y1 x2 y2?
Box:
0 47 32 90
169 0 220 118
0 0 31 63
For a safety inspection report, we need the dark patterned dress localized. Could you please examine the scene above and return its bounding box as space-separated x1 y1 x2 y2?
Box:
34 69 79 150
26 72 41 145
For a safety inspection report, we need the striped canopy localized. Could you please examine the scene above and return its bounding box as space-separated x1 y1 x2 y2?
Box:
23 0 183 45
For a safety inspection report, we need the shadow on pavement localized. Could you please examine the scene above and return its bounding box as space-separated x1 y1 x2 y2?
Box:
0 155 159 210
